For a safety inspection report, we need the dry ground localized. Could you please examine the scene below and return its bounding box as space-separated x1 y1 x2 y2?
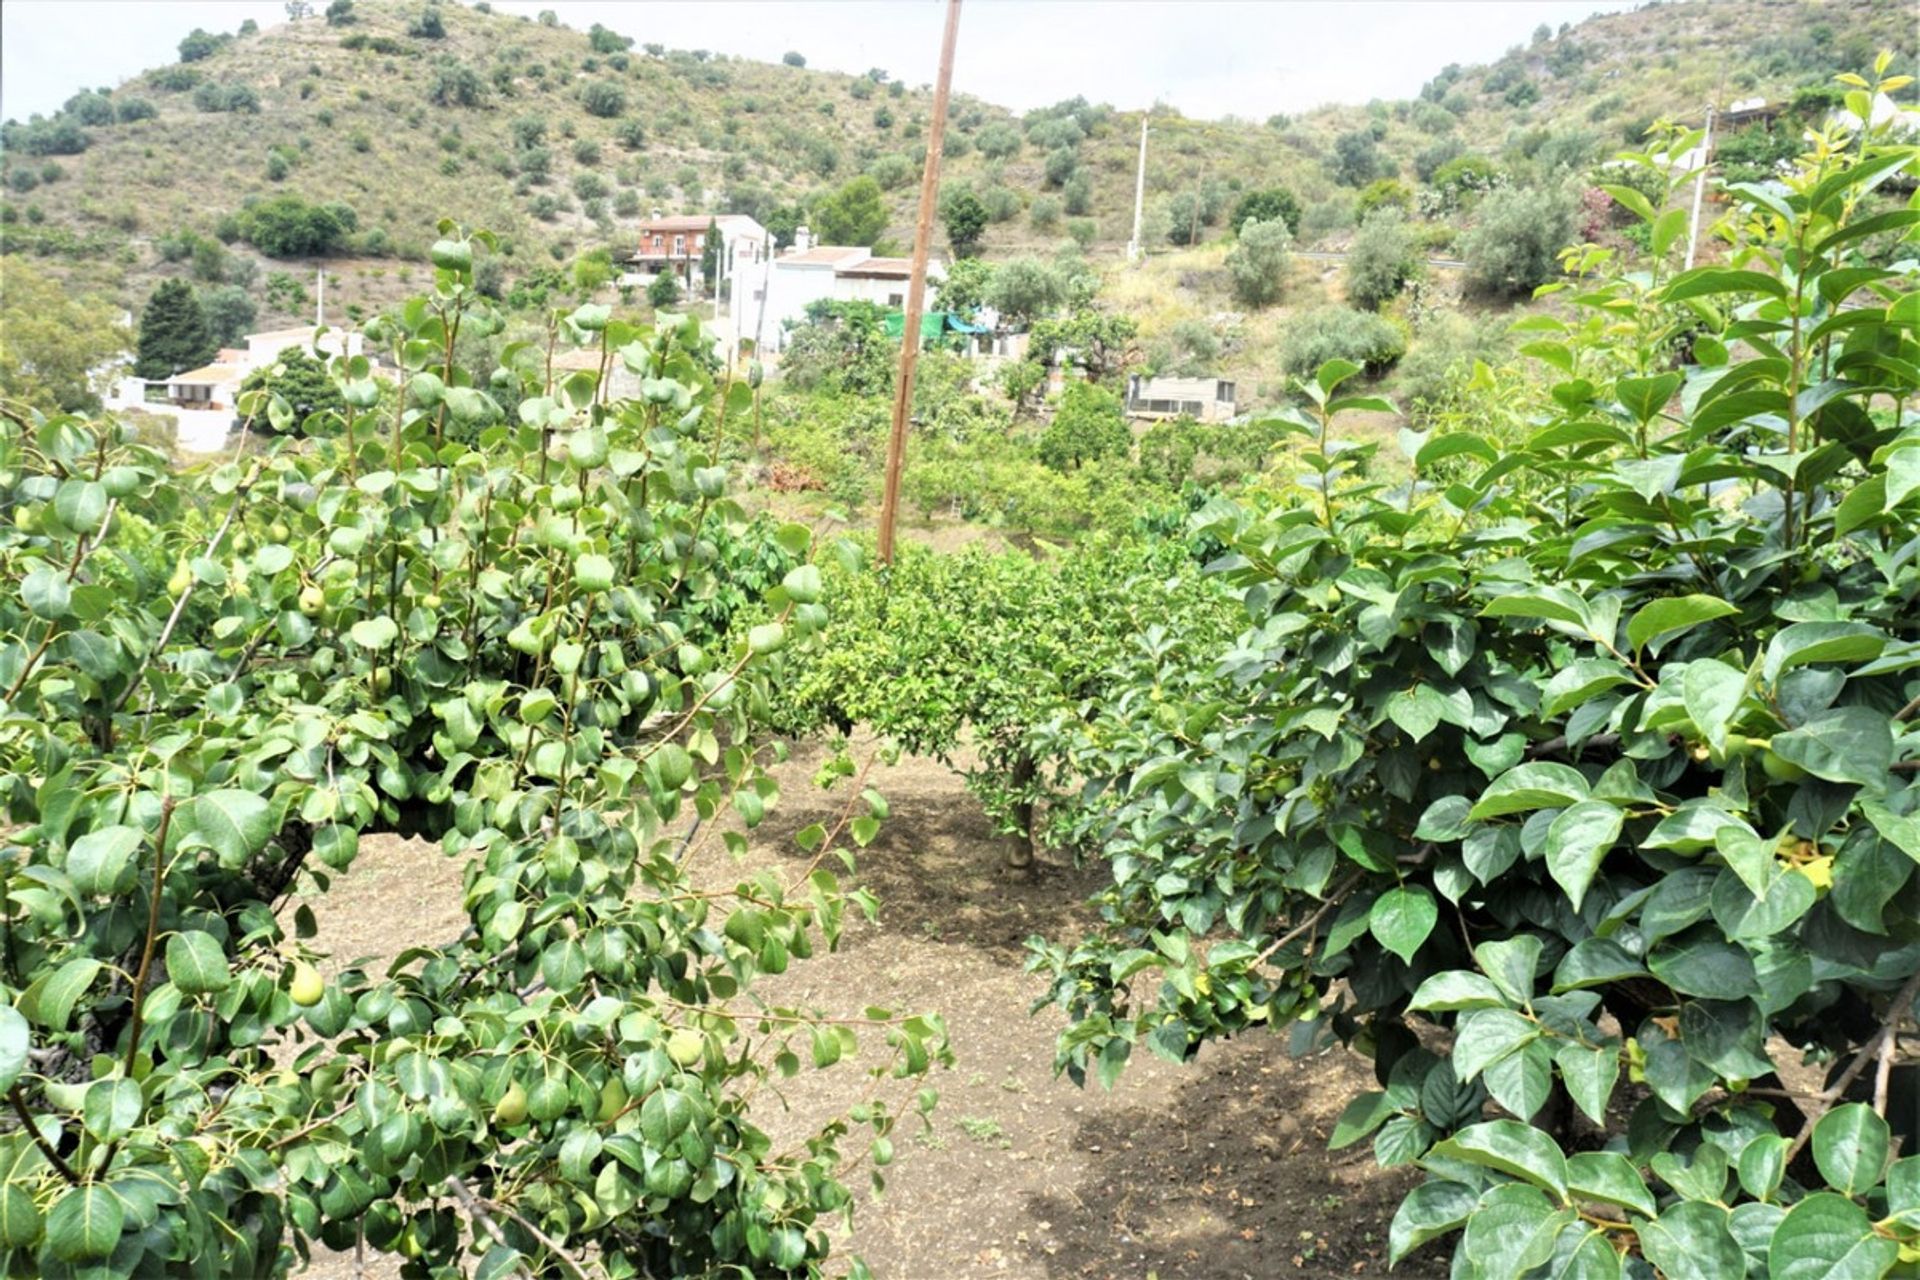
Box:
294 740 1445 1280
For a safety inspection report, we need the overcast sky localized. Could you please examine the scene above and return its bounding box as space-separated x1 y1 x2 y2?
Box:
3 0 1637 124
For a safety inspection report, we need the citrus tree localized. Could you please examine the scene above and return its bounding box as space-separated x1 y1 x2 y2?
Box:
1031 69 1920 1276
0 226 947 1278
774 536 1235 871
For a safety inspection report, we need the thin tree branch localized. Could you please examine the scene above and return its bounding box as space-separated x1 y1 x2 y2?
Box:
1786 967 1920 1162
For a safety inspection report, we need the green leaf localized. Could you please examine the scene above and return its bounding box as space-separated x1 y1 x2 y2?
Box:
166 930 233 996
1483 1037 1553 1119
82 1077 142 1144
1474 935 1543 1006
349 616 400 650
0 1007 29 1094
52 479 107 535
1463 1183 1573 1275
1636 1202 1744 1280
1762 622 1885 682
1737 1134 1787 1202
1615 372 1682 425
1427 1120 1568 1198
26 957 101 1030
1861 801 1920 866
22 565 72 620
1566 1150 1654 1217
1647 930 1754 1000
1812 1103 1889 1197
1410 970 1510 1013
66 824 143 896
1369 886 1437 964
187 789 274 868
1553 1041 1620 1127
1545 801 1622 911
1481 587 1589 630
639 1087 698 1149
1768 1192 1899 1280
1769 707 1893 789
1328 1091 1395 1150
1453 1008 1538 1083
0 1182 41 1249
1626 595 1738 654
1469 763 1590 820
1388 1179 1478 1264
45 1184 123 1262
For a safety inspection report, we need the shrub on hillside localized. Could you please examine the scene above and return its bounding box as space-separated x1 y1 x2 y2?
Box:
581 80 626 117
1278 305 1405 377
114 96 158 123
178 28 228 63
1345 209 1421 311
976 122 1021 159
1225 216 1292 309
0 117 90 157
408 4 445 38
428 62 486 108
237 195 357 257
1459 184 1577 297
193 81 259 114
1355 178 1413 221
1231 186 1301 236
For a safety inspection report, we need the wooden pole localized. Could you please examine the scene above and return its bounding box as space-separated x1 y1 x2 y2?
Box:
876 0 962 566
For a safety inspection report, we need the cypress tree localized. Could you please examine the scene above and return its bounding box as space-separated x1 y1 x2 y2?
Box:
700 218 724 296
134 279 216 380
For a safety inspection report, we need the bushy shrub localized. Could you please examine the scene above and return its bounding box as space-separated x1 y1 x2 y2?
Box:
976 122 1021 159
1038 380 1129 471
1225 216 1292 308
1345 208 1421 311
588 22 631 53
1459 184 1577 297
1231 186 1301 236
237 195 357 256
1355 178 1413 220
408 4 445 38
193 81 259 114
1278 305 1405 377
580 80 625 117
1332 129 1386 187
428 62 485 107
178 27 227 63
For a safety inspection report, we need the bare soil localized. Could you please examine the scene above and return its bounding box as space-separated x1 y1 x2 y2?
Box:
295 741 1445 1280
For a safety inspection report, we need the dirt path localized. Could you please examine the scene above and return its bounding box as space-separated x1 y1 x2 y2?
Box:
294 743 1443 1280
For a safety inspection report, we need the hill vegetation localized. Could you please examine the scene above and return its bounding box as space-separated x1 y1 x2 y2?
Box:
0 0 1912 338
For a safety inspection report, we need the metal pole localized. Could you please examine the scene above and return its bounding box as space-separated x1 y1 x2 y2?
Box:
876 0 962 566
1127 115 1148 262
1684 103 1715 270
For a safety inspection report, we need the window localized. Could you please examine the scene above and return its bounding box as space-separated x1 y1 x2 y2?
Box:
673 235 685 254
887 292 904 307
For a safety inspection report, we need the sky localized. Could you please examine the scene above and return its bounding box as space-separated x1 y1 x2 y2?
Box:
1 0 1638 124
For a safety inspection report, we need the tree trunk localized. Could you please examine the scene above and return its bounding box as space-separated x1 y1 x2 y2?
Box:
1004 752 1036 875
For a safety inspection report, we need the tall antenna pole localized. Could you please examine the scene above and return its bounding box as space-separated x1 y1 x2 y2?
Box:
1684 101 1715 270
876 0 962 566
1127 114 1148 262
315 268 324 327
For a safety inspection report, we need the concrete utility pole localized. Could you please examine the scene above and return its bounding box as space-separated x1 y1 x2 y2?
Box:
875 0 962 566
315 269 324 327
1684 102 1715 270
1126 115 1149 263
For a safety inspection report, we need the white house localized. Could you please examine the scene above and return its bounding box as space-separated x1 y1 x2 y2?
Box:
103 324 373 454
757 227 945 354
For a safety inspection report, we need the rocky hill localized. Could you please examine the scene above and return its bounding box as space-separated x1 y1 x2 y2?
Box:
0 0 1910 330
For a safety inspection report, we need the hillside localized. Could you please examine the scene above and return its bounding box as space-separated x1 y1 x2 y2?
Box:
0 0 1911 332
